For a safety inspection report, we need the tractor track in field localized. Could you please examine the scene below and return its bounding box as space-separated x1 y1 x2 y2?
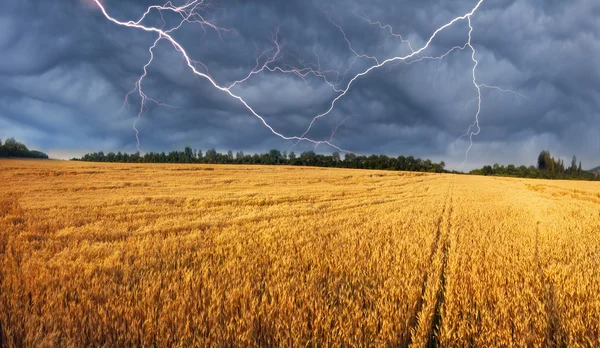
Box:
408 179 454 347
535 224 566 347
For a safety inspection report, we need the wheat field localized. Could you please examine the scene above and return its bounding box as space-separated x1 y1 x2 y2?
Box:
0 159 599 346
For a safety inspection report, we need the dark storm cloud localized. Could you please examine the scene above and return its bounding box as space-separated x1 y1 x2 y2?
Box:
0 0 598 169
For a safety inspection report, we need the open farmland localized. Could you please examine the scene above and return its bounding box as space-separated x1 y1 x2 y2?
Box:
1 159 599 346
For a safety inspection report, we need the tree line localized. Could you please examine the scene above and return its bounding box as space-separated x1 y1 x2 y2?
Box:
74 147 447 173
72 147 600 180
0 138 49 159
470 150 598 181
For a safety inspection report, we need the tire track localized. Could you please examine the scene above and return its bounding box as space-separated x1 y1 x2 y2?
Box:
535 223 566 347
408 179 454 347
428 201 451 348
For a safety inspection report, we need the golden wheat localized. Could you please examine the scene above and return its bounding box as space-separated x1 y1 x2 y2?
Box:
0 159 599 346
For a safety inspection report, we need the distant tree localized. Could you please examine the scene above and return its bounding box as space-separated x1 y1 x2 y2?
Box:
29 151 47 158
300 151 316 166
481 165 493 176
538 151 551 171
176 151 185 163
406 156 416 171
205 148 217 163
184 146 193 163
268 149 282 165
3 138 18 156
332 152 341 164
507 164 516 175
131 152 140 163
559 159 565 174
236 151 244 162
395 156 406 170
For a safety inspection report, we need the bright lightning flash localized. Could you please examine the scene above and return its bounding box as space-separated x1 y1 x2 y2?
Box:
93 0 522 164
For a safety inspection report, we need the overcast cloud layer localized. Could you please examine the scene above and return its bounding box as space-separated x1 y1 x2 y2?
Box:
1 0 599 170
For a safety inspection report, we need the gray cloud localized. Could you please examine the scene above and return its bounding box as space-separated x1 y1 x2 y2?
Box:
0 0 598 170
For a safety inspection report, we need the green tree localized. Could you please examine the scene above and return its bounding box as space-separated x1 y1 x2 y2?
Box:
300 151 316 166
538 151 551 171
184 146 193 163
205 149 217 163
236 151 244 163
332 152 341 165
268 149 282 164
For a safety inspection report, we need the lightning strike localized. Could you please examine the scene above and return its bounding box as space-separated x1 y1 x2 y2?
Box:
352 11 415 53
329 116 351 143
94 0 522 164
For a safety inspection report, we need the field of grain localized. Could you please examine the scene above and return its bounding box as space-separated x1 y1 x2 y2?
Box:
1 159 599 346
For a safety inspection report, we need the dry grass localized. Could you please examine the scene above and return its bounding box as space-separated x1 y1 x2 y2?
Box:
0 159 599 346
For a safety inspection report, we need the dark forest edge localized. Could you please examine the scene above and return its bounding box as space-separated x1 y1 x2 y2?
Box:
74 147 599 180
470 150 599 181
0 138 48 159
73 148 447 173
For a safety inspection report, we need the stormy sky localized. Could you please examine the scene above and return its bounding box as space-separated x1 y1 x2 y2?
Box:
1 0 598 170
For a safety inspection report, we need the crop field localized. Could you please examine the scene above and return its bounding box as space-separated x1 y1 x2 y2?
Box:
1 159 599 346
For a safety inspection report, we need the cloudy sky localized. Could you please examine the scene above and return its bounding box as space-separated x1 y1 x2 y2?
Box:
1 0 598 170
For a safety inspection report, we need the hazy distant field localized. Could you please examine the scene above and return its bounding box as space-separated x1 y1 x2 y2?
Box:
1 159 599 346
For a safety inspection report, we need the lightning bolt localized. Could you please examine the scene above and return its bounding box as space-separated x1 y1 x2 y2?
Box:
463 16 483 166
93 0 523 165
329 116 351 143
94 0 354 153
227 28 342 93
352 11 415 53
312 115 352 152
